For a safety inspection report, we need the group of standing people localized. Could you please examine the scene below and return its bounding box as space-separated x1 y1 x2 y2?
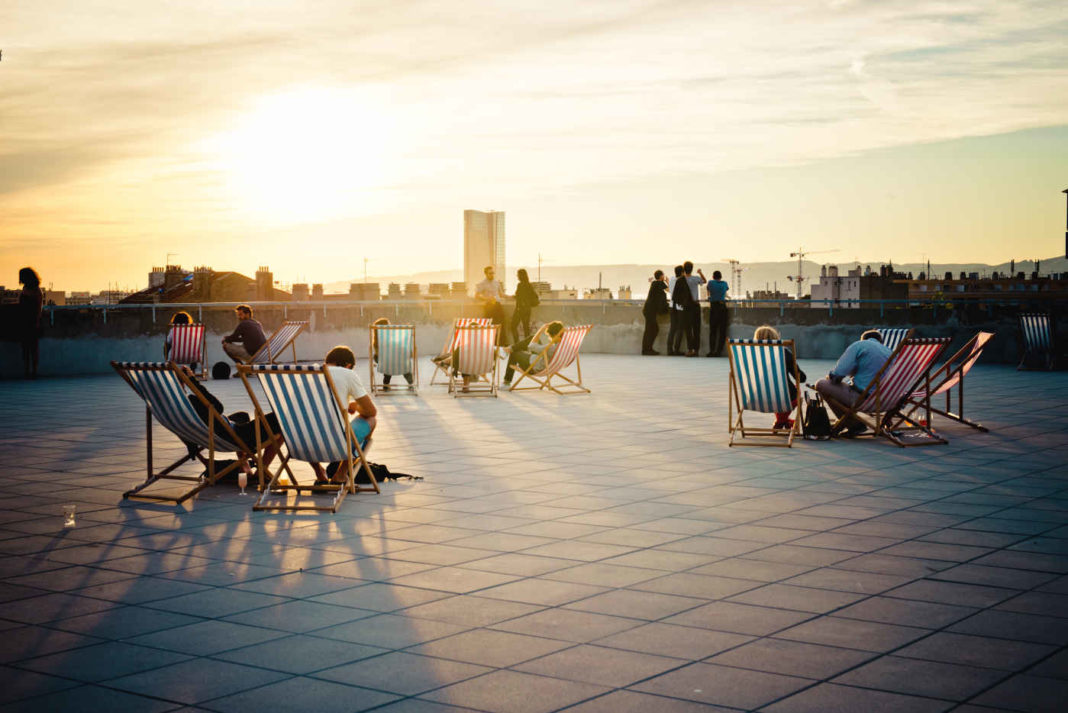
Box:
642 262 730 358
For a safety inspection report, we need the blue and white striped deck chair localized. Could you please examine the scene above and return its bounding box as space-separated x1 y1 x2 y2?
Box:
248 320 308 365
727 339 802 447
369 324 418 395
1018 313 1054 370
239 363 378 513
876 328 913 354
111 361 254 504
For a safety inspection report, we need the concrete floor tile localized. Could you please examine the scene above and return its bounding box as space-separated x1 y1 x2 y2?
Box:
633 662 810 710
421 669 607 713
515 644 681 687
709 638 874 679
203 676 399 713
410 629 570 667
760 683 952 713
833 655 1006 700
316 651 490 695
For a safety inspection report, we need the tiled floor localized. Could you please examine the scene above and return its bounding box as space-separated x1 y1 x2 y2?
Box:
0 354 1066 712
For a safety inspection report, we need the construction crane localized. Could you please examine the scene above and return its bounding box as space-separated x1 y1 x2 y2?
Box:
787 247 838 300
722 258 744 298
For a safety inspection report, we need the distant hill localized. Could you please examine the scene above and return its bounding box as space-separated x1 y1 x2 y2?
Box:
328 255 1068 298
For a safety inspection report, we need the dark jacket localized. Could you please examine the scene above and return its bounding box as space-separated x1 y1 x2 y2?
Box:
223 319 266 356
514 281 540 311
643 280 669 317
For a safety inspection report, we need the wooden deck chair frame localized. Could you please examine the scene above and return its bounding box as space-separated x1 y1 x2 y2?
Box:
449 324 500 397
165 323 207 379
509 324 593 395
824 337 952 447
246 320 308 364
902 331 995 432
876 328 913 354
369 324 419 395
1018 313 1054 371
238 363 379 513
430 318 492 385
727 339 802 447
111 361 259 504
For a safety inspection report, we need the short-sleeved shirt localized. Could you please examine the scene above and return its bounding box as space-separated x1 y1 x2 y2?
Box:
475 279 502 303
707 279 729 302
685 274 704 302
327 365 368 404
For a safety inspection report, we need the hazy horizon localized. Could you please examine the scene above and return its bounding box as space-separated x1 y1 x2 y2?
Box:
3 1 1067 291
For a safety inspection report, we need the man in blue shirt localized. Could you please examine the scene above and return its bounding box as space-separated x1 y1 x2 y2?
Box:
815 330 892 436
706 270 729 356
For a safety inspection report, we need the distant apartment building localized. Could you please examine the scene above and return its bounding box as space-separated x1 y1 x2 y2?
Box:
809 264 908 308
463 210 505 293
900 272 1068 303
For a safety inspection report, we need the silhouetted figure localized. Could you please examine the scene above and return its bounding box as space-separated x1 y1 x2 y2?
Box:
17 267 44 378
510 268 539 344
667 265 688 355
641 270 668 355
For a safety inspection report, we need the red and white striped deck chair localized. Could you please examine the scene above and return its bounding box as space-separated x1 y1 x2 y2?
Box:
430 317 492 385
165 324 207 379
509 325 593 395
111 361 258 504
827 337 952 447
248 320 308 364
449 324 500 397
369 324 418 395
727 339 802 447
876 328 913 354
903 331 994 432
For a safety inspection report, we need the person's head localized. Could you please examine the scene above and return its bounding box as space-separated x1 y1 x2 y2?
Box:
484 266 495 280
18 267 40 288
517 268 529 283
674 265 684 278
372 317 390 327
683 261 694 275
713 270 722 281
754 325 780 341
235 304 253 321
546 321 565 340
653 269 664 281
325 345 356 368
170 311 192 325
861 329 883 343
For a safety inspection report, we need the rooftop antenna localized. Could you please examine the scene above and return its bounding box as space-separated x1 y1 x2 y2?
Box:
787 247 838 299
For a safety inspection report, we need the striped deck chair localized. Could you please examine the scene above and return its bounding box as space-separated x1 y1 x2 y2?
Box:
826 337 952 447
509 325 593 395
238 363 378 513
165 324 206 379
903 331 994 432
876 328 913 354
727 339 802 447
431 318 492 385
1018 313 1054 370
248 320 308 364
111 361 257 504
449 324 500 397
369 324 418 395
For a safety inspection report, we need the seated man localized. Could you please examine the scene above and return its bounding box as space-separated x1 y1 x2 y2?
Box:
814 330 892 437
503 320 565 387
221 304 266 364
323 346 377 481
180 366 281 469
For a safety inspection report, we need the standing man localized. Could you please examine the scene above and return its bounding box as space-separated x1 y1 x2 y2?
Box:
475 265 506 344
221 304 266 365
641 270 669 355
706 270 730 356
667 265 688 356
815 330 891 437
682 261 706 357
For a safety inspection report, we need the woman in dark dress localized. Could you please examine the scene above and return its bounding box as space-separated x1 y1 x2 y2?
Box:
510 268 540 344
18 267 44 378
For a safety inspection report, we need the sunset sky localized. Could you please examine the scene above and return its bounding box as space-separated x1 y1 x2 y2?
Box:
2 0 1067 291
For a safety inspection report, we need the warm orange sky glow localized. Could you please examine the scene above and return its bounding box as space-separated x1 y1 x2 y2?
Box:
2 1 1067 291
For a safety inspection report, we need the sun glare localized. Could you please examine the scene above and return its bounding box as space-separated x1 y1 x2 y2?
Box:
206 88 395 223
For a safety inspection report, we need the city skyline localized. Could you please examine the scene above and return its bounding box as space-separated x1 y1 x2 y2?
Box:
2 1 1067 291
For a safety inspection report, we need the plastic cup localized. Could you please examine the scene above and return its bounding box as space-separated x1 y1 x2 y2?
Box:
62 504 77 528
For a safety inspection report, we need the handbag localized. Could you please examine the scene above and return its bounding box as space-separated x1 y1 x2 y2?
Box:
802 392 832 440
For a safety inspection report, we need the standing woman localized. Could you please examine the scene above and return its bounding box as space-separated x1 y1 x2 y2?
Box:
18 267 44 378
510 268 540 344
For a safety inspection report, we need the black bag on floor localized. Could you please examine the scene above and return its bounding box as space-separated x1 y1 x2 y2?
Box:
212 361 231 380
802 393 832 440
327 461 423 483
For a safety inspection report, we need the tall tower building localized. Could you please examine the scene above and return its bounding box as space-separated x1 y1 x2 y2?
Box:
464 210 506 292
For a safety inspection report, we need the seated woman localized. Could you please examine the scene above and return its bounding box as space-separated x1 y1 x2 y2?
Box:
371 317 413 388
503 320 565 387
165 310 195 363
753 325 806 430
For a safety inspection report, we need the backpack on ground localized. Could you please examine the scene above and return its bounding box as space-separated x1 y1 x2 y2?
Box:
802 392 832 440
356 462 423 484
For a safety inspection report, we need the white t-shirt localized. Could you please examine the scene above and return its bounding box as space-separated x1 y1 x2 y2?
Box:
475 278 502 302
327 365 368 404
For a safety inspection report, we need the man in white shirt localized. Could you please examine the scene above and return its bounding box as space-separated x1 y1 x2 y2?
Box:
322 346 377 480
475 265 506 344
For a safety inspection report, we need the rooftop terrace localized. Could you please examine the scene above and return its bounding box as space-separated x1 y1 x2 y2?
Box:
1 355 1067 712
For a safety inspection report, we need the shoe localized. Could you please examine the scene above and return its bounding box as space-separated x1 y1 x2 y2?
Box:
841 424 868 438
641 350 659 356
685 351 696 357
772 419 795 430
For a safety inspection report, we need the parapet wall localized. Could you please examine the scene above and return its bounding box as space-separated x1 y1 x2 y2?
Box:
0 300 1058 377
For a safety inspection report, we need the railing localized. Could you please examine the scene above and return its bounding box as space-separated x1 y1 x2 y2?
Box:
44 296 1063 326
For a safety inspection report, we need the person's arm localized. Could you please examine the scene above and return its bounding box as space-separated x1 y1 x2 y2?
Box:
222 323 241 343
696 269 707 284
349 394 376 419
829 342 860 381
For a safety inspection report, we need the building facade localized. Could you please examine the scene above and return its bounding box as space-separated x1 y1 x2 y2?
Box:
463 210 505 293
809 265 908 308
